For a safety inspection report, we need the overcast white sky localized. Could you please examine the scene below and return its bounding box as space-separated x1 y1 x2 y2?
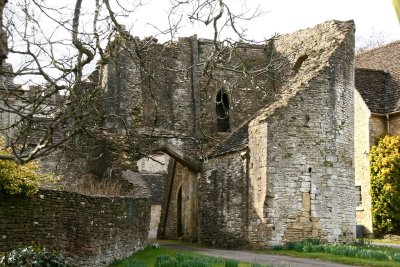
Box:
130 0 400 47
6 0 400 86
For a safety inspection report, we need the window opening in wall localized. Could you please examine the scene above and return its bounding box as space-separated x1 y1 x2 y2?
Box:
216 91 230 132
177 186 183 237
293 54 308 73
355 186 362 206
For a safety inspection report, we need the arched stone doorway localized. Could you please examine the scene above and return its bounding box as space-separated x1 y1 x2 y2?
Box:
138 142 201 242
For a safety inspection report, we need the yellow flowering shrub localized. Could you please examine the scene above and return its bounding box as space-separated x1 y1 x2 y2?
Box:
370 135 400 234
0 137 56 195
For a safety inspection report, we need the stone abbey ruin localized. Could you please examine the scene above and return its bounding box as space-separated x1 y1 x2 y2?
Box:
0 19 365 265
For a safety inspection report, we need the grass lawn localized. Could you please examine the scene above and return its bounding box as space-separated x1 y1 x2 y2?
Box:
109 246 264 267
264 249 400 267
109 247 177 267
262 241 400 267
109 240 400 267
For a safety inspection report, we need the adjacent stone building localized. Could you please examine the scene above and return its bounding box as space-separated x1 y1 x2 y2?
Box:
354 41 400 236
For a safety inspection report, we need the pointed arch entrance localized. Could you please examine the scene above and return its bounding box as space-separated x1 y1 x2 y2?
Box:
153 142 201 242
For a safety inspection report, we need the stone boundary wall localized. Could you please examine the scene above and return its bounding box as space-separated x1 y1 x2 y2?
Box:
0 189 150 267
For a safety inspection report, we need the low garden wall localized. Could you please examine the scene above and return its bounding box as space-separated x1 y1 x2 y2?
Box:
0 189 151 266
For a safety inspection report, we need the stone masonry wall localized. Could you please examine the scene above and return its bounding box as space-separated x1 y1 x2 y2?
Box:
160 161 198 242
197 20 356 248
200 151 249 248
0 189 150 267
369 115 386 147
389 113 400 136
196 40 279 141
260 21 355 245
247 118 272 247
354 89 373 235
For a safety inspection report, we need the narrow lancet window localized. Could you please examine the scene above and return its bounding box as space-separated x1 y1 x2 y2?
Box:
216 91 230 132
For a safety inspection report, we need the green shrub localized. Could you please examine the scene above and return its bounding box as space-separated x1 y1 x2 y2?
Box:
356 249 389 260
393 253 400 262
175 252 217 267
278 240 400 262
285 242 296 250
273 245 284 250
370 135 400 234
155 255 176 267
0 137 57 195
293 243 304 252
0 246 67 266
224 258 239 267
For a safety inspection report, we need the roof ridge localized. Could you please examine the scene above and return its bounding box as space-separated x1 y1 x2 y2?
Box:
356 40 400 57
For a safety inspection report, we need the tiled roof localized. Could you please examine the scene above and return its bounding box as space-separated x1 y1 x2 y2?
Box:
355 68 388 114
208 121 249 158
356 41 400 113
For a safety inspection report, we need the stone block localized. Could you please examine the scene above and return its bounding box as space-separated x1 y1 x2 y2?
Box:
302 192 311 211
292 223 304 230
300 216 310 223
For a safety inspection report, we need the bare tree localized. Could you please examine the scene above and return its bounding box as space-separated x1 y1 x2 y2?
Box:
0 0 283 164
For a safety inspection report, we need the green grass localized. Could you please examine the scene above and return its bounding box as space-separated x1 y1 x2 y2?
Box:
265 250 400 267
263 240 400 267
109 247 177 267
109 247 271 267
109 240 400 267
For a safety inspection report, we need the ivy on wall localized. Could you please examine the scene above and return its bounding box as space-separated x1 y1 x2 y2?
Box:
370 135 400 234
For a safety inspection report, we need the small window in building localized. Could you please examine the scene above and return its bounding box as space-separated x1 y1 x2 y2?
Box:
216 91 230 132
355 186 362 206
293 55 308 73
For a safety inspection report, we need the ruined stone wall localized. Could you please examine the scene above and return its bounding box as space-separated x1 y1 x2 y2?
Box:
101 37 202 161
102 35 290 160
354 89 373 235
260 21 355 245
196 41 277 138
0 189 150 267
200 151 249 248
159 161 198 242
102 37 191 131
246 118 271 247
197 20 356 248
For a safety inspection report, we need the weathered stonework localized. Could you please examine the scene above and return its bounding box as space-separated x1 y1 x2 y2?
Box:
200 151 249 248
0 189 150 267
158 160 198 242
389 114 400 135
1 19 358 251
195 20 356 247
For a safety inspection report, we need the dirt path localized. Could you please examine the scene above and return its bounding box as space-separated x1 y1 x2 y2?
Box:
156 240 357 267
